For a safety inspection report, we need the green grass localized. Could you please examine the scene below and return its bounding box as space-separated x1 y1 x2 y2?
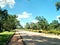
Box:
48 30 60 35
23 29 60 35
0 31 14 45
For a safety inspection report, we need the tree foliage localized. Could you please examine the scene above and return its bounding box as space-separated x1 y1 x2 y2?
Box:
30 23 37 30
56 2 60 10
25 16 60 30
0 8 20 32
36 16 48 30
49 20 59 30
25 23 30 29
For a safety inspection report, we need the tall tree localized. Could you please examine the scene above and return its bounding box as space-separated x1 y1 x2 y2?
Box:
0 8 8 32
36 16 48 30
49 20 59 30
3 15 20 31
30 23 37 30
0 8 3 32
55 1 60 30
0 8 20 32
56 2 60 11
25 23 30 29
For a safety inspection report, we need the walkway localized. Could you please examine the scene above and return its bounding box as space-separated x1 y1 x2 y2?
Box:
8 30 60 45
19 30 60 45
8 31 24 45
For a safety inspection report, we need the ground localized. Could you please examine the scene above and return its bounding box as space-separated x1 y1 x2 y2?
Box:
8 30 60 45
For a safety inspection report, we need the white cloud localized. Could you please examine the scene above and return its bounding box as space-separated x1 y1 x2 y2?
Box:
31 20 38 23
16 12 32 20
56 15 60 20
0 0 15 8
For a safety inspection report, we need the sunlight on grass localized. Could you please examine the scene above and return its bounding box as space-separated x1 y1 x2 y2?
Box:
0 31 14 34
23 29 60 35
0 31 14 45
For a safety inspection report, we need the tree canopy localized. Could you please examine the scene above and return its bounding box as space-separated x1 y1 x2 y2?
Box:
56 2 60 11
25 16 60 30
0 8 20 32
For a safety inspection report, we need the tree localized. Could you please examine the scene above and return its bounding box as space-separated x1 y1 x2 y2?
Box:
55 2 60 11
49 20 59 30
55 2 60 30
0 8 3 32
0 8 8 32
25 23 30 29
58 16 60 20
30 23 37 30
3 15 20 31
36 16 48 30
20 25 23 29
0 8 20 32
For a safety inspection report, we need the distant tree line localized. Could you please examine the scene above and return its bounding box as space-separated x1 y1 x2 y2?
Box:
25 16 60 30
0 1 60 32
0 8 20 32
25 2 60 30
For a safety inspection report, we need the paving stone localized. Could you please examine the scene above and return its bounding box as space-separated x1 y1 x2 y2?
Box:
8 32 24 45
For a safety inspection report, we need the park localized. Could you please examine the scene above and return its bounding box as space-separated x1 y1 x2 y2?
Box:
0 0 60 45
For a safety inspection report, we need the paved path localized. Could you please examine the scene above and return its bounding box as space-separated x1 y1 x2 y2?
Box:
19 30 60 45
8 30 60 45
8 32 24 45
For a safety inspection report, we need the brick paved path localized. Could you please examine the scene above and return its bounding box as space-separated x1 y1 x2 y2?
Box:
8 30 60 45
8 32 24 45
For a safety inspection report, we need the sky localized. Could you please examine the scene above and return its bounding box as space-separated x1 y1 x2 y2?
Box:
0 0 60 27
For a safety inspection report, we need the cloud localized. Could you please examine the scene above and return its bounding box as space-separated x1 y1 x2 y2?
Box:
31 20 38 23
0 0 15 8
56 15 60 20
16 12 32 20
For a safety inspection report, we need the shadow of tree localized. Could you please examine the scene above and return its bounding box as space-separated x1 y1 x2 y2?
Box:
21 33 60 45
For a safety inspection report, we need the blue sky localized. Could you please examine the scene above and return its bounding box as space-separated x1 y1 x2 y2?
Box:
0 0 60 27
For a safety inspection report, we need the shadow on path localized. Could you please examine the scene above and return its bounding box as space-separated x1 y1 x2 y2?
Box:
21 33 60 45
8 32 24 45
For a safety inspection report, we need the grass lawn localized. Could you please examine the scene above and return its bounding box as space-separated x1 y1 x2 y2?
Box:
0 31 14 45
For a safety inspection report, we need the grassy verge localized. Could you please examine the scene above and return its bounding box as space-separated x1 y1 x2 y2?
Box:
21 29 60 35
0 31 14 45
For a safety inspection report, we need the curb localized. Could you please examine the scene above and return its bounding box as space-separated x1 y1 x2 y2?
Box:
6 33 15 45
